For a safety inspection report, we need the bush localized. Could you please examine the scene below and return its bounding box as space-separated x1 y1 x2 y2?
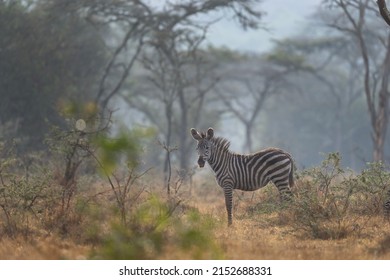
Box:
290 153 361 239
287 153 390 239
91 195 222 260
0 144 51 237
350 162 390 215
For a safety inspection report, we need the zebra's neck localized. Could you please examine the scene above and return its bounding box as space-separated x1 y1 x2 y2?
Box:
207 140 232 174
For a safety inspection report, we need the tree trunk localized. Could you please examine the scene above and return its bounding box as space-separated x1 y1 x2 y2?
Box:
372 34 390 162
377 0 390 26
178 87 189 172
164 101 173 177
244 123 253 153
372 88 389 162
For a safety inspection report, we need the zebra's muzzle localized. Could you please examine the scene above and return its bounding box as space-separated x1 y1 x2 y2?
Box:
197 156 205 168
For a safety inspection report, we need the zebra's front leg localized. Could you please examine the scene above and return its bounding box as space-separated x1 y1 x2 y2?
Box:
223 185 233 226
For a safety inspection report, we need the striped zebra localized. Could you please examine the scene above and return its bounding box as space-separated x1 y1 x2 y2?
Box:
191 127 294 226
384 189 390 220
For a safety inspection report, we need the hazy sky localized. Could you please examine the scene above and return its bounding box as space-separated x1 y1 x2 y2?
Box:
205 0 324 53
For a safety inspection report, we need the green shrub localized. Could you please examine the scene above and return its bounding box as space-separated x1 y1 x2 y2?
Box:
91 195 222 259
0 144 51 237
291 153 359 239
350 162 390 215
245 184 283 216
289 153 390 239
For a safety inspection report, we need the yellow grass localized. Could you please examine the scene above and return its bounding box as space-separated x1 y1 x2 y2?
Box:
188 186 390 260
214 218 390 259
1 175 390 260
0 236 89 260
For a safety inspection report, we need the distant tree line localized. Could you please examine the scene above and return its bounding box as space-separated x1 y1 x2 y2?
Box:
1 0 390 176
0 0 263 172
0 0 106 150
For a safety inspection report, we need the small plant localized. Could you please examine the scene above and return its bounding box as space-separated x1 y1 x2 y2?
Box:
175 209 223 259
46 107 155 230
45 116 100 234
0 143 50 237
91 195 222 259
352 162 390 215
93 200 167 260
245 184 282 216
90 126 155 226
291 153 358 239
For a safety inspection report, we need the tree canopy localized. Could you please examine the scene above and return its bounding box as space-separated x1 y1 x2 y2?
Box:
0 0 106 150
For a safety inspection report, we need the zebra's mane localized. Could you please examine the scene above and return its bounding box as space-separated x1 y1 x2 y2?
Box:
211 136 231 152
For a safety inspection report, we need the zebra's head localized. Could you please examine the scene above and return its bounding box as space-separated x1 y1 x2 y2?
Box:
190 127 214 168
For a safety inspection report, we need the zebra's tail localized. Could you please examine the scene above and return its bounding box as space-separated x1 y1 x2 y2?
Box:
289 165 295 189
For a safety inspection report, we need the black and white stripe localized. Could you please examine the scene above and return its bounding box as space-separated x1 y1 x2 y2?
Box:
384 189 390 220
191 127 294 226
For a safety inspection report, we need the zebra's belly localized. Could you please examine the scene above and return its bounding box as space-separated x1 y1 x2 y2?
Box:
232 182 264 191
216 173 267 191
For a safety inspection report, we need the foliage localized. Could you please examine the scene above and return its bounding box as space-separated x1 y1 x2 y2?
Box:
266 49 311 71
348 162 390 215
289 153 390 239
93 127 154 174
245 184 282 215
291 153 355 239
173 209 222 259
1 117 221 255
3 0 390 260
0 143 51 237
0 133 222 258
92 196 171 260
91 196 222 260
4 107 151 238
0 0 106 151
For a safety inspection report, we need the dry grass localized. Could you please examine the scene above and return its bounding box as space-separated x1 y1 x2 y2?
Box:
188 180 390 260
1 174 390 260
0 237 89 260
214 217 390 260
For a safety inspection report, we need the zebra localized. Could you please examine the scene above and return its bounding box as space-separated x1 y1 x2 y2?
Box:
190 127 294 226
384 189 390 220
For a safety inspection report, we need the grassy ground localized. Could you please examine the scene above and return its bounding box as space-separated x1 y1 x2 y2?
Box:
0 237 90 260
189 186 390 260
214 212 390 260
1 174 390 260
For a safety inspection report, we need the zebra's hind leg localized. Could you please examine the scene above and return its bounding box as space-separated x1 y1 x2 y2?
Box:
384 199 390 222
384 189 390 222
281 189 293 202
275 183 293 203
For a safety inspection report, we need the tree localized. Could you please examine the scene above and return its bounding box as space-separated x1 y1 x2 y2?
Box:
120 0 264 173
265 34 373 168
51 0 263 114
322 0 390 162
377 0 390 26
47 0 151 114
0 0 106 151
133 41 220 173
215 54 293 152
269 36 363 143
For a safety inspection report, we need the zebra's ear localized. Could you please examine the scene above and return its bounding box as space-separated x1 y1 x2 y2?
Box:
190 128 202 140
206 127 214 140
